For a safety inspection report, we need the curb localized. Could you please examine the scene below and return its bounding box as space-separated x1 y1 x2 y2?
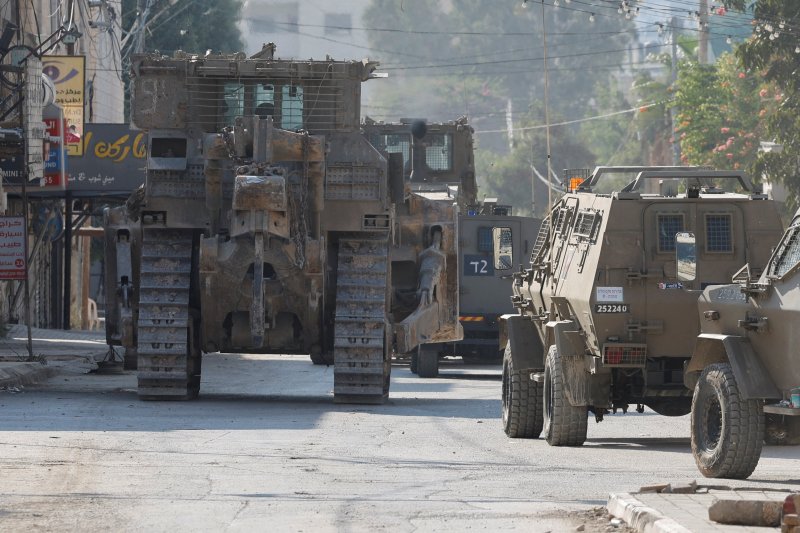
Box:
608 493 693 533
0 362 56 389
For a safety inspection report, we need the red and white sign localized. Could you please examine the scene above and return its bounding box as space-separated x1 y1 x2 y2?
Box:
42 104 67 189
0 216 27 280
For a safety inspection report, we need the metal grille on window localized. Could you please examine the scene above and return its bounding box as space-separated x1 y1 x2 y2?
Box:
573 210 598 239
425 133 452 171
706 214 732 253
477 227 492 253
186 76 343 134
367 133 411 171
657 214 683 252
281 85 304 131
770 225 800 277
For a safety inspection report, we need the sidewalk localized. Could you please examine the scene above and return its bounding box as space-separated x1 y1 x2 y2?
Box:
609 485 793 532
0 324 109 389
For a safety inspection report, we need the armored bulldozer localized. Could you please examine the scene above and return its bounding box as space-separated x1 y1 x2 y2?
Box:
687 209 800 478
363 116 478 208
363 118 540 376
103 46 461 404
500 167 783 471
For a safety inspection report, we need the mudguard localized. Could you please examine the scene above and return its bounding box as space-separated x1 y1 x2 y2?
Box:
549 319 590 406
689 334 780 400
500 314 544 370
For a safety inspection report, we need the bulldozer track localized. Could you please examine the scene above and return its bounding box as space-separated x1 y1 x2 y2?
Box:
136 227 200 400
333 236 391 404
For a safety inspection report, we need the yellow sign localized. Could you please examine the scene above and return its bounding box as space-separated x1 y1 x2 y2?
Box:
42 55 85 156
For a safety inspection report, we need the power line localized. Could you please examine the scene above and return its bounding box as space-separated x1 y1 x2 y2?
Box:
473 100 668 134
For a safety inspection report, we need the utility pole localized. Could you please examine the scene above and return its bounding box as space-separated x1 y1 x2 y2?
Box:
698 0 709 64
134 0 155 54
670 16 681 166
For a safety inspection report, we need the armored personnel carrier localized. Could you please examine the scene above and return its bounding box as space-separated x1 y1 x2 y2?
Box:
500 167 783 474
688 209 800 478
102 45 461 404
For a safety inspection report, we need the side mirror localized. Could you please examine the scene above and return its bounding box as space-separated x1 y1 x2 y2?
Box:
493 226 513 270
676 231 696 282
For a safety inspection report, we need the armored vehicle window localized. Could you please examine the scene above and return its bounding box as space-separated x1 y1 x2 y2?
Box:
222 82 244 126
657 214 684 253
493 227 513 270
573 210 600 241
368 133 411 170
769 224 800 277
552 206 571 235
425 133 452 171
151 137 186 158
477 227 492 253
281 85 304 131
705 213 733 253
254 84 275 118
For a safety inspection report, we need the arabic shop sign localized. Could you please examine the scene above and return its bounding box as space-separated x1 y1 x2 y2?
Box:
67 123 146 193
43 55 85 156
0 216 27 280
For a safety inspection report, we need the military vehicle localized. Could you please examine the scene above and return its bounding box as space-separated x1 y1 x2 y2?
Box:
363 116 478 206
500 167 783 478
421 200 540 376
687 208 800 478
102 45 461 404
363 119 540 377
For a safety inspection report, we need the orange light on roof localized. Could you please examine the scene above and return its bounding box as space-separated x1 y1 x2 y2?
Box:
568 177 583 192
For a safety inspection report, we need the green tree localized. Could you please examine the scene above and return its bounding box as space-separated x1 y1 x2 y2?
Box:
120 0 243 120
674 53 771 180
121 0 243 55
363 0 637 214
722 0 800 208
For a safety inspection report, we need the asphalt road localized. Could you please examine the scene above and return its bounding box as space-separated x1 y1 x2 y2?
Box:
0 353 797 532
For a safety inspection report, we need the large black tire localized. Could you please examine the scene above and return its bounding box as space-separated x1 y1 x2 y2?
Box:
417 345 439 378
543 345 587 446
691 363 763 479
502 342 543 438
410 351 418 374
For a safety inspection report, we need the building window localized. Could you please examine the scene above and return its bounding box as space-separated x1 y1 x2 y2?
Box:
477 227 492 253
705 213 732 253
657 213 684 253
325 13 351 35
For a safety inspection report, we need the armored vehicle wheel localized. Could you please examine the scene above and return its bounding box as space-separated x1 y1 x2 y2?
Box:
691 363 763 479
543 345 587 446
410 351 418 374
416 345 439 378
502 342 543 438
